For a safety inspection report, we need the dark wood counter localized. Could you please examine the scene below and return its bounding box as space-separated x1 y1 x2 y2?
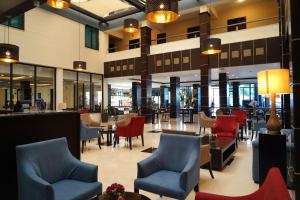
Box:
0 111 80 199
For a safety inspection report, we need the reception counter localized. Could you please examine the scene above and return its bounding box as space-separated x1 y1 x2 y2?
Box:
0 111 80 199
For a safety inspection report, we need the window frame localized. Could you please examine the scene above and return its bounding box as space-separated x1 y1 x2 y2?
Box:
227 17 247 32
85 25 99 50
187 26 200 39
157 33 167 44
129 39 140 49
2 14 25 30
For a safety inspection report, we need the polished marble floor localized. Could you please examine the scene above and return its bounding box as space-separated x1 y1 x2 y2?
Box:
81 116 294 200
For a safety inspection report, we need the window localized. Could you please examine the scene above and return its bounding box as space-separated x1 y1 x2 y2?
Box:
85 25 99 50
63 70 77 109
227 17 246 32
78 72 91 109
0 63 11 109
92 74 102 112
129 39 140 49
157 33 166 44
187 26 200 39
36 67 55 110
2 14 25 30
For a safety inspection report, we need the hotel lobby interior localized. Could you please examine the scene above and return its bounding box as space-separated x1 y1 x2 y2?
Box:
0 0 299 199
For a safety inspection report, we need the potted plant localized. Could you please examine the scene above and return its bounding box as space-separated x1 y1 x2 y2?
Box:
106 183 125 200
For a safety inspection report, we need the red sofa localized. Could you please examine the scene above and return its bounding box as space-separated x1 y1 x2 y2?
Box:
195 168 291 200
114 116 145 150
211 115 238 138
232 110 247 140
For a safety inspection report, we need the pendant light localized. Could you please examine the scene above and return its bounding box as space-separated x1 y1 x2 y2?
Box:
71 0 91 3
146 0 179 24
73 2 86 71
0 22 19 63
47 0 70 9
124 18 139 33
201 38 222 55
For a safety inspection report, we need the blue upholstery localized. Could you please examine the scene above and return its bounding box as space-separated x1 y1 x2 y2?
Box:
252 129 294 187
134 134 200 200
16 137 102 200
80 121 99 141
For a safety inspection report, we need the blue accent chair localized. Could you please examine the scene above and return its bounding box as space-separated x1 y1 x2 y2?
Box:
16 137 102 200
134 134 200 200
80 121 101 153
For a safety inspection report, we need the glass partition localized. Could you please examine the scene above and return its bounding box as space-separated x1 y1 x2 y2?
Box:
0 63 11 109
92 74 102 112
36 67 55 110
78 72 90 109
63 70 77 109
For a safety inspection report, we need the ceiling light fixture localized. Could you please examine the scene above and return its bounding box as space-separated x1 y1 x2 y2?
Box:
201 38 222 55
124 18 139 33
47 0 70 9
146 0 179 23
71 0 91 3
0 20 19 63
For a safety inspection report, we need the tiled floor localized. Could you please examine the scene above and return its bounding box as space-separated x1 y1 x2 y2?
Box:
81 117 293 200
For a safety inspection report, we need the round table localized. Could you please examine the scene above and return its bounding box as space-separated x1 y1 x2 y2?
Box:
99 192 150 200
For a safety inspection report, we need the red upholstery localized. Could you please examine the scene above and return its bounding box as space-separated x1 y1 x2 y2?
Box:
115 116 145 149
232 110 247 127
195 168 291 200
211 115 238 138
79 109 90 114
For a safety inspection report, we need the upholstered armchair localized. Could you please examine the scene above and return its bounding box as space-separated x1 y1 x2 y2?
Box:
114 116 145 150
198 112 216 134
80 121 101 153
211 115 239 139
134 134 200 200
195 168 291 200
232 110 247 140
16 138 102 200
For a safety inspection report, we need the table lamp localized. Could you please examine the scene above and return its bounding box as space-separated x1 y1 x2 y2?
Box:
257 69 290 133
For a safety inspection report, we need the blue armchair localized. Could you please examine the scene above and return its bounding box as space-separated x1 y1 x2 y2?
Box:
16 137 102 200
80 121 101 153
134 134 200 200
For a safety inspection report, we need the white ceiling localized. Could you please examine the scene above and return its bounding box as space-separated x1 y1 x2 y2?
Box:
107 63 280 89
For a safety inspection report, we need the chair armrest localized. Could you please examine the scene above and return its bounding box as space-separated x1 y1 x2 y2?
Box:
180 154 200 192
68 159 98 182
137 154 161 178
26 174 54 200
211 124 220 133
116 123 131 137
200 144 211 166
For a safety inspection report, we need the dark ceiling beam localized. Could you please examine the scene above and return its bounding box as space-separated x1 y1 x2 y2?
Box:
123 0 145 11
69 4 107 23
104 8 141 21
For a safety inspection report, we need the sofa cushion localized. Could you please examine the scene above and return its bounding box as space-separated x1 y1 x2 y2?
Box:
52 179 101 200
134 170 185 199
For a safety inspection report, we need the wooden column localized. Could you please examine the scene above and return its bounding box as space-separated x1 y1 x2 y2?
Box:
108 84 111 107
219 73 228 109
193 84 200 114
290 0 300 198
170 77 180 118
278 0 291 128
199 12 211 115
140 26 152 123
132 82 141 111
232 82 240 108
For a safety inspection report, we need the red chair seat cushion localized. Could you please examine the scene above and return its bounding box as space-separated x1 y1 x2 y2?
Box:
215 132 235 138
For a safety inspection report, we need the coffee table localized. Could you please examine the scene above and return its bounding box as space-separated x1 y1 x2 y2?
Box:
210 136 236 170
99 192 150 200
98 126 116 146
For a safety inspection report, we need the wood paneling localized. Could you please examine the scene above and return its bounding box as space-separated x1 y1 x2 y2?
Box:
191 48 200 70
230 42 242 66
164 53 172 72
148 55 155 74
128 58 135 76
172 51 182 71
134 57 142 75
109 61 115 77
267 37 280 63
254 39 267 64
209 53 219 68
242 41 254 65
104 62 110 78
155 54 164 73
220 44 230 67
121 59 129 76
114 60 122 76
181 50 191 71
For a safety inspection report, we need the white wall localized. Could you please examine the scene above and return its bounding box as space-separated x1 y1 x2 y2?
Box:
0 8 107 74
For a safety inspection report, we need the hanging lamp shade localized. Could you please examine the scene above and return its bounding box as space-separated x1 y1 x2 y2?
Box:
0 43 19 63
124 18 139 33
146 0 179 23
73 61 86 71
47 0 70 9
201 38 222 55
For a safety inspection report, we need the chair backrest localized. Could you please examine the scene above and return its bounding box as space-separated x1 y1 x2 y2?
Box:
255 167 291 200
232 110 247 123
89 113 101 127
156 134 200 172
16 138 73 184
130 116 145 136
215 115 238 132
216 109 223 116
80 113 90 126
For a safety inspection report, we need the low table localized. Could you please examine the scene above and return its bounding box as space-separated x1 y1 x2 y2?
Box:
99 192 150 200
210 136 236 170
98 126 116 146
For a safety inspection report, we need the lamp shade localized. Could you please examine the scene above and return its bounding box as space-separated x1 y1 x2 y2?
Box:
124 18 139 33
201 38 222 55
0 43 19 63
47 0 70 9
146 0 178 23
73 61 86 71
257 69 290 95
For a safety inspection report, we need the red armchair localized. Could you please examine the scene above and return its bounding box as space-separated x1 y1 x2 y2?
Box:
195 167 291 200
232 110 247 140
211 115 238 138
114 116 145 150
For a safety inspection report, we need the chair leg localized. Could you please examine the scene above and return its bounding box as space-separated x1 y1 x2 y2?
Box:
129 137 132 150
199 127 202 134
97 137 101 149
141 134 144 146
81 140 85 153
134 188 139 193
209 162 214 179
194 183 199 192
113 137 118 147
203 128 206 134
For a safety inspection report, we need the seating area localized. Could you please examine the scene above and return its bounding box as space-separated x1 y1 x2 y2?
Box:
0 0 299 199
